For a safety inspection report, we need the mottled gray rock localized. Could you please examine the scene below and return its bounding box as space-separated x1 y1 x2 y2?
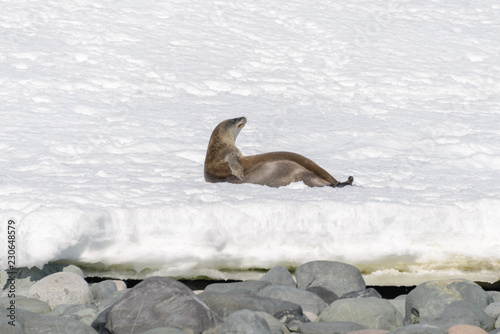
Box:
0 307 26 333
496 316 500 330
491 327 500 334
1 308 96 334
0 296 51 314
141 328 185 334
340 288 382 299
273 309 310 326
389 299 406 319
488 291 500 303
106 276 222 334
295 261 366 297
298 321 365 334
90 280 118 301
319 297 403 330
91 308 109 334
2 264 83 298
484 302 500 319
388 324 445 334
220 309 272 334
204 280 272 294
27 272 93 309
199 290 303 319
425 301 495 331
405 279 491 324
257 311 290 334
257 284 328 315
50 303 99 326
306 286 339 304
95 289 128 311
260 266 297 288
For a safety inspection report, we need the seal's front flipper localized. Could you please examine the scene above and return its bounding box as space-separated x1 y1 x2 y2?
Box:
225 152 244 180
335 176 354 188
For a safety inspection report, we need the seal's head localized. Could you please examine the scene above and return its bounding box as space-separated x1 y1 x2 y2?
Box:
205 117 247 182
214 116 247 143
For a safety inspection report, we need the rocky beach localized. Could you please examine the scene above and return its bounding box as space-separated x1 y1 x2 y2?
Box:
2 261 500 334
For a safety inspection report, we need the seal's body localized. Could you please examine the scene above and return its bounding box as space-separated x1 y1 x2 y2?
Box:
204 117 353 188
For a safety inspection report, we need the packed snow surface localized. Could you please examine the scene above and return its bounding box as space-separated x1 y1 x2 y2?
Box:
1 0 500 285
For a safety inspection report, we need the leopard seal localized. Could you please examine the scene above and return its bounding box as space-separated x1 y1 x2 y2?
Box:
204 117 353 188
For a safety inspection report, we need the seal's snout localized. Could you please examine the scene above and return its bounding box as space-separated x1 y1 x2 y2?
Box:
237 117 247 128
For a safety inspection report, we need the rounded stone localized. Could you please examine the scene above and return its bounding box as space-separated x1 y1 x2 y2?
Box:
220 309 271 334
448 324 488 334
387 324 445 334
28 272 93 309
348 330 389 334
295 261 366 297
260 266 297 288
141 328 185 334
484 302 500 319
257 284 328 315
319 297 403 330
405 279 490 324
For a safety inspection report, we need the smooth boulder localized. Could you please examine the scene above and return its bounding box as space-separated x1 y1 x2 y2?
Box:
199 290 303 319
298 321 365 334
320 297 404 330
295 261 366 297
27 272 93 309
1 308 96 334
425 301 494 332
106 276 222 334
220 309 272 334
257 285 328 315
405 279 491 324
387 324 445 334
260 266 297 288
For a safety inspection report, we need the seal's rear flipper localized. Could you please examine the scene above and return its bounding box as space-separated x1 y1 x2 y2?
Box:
334 176 354 188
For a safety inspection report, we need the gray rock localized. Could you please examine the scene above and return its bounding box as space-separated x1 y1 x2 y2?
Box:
497 316 500 330
295 261 366 297
50 303 99 326
106 276 222 334
273 309 310 326
91 308 110 334
1 265 84 298
298 321 365 334
256 311 290 334
0 307 26 333
425 318 480 332
485 302 500 319
204 280 272 294
260 266 297 288
340 287 382 299
405 279 491 324
90 280 118 302
319 297 404 330
426 301 495 331
257 284 328 315
488 291 500 303
389 298 406 319
0 296 51 314
491 328 500 334
199 290 303 319
95 289 128 311
220 309 272 334
28 272 93 309
388 324 445 334
306 286 339 304
1 308 96 334
141 328 185 334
